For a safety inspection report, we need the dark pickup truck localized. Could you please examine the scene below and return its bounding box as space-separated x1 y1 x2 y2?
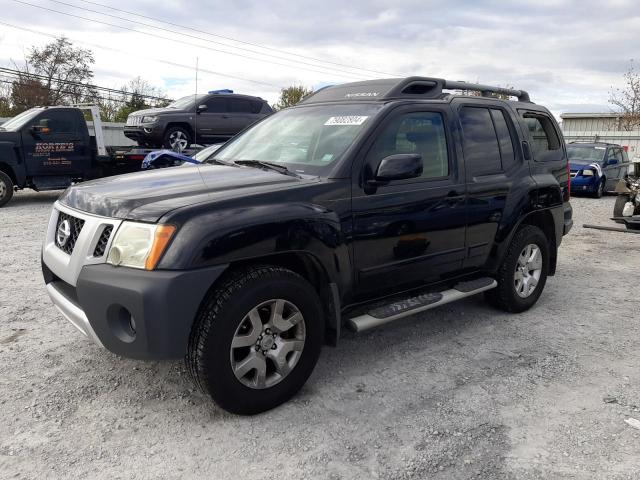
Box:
41 76 573 414
0 106 152 207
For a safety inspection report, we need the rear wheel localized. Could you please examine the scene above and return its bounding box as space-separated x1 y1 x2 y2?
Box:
186 266 324 415
0 171 14 208
613 194 630 223
486 225 549 313
163 126 191 152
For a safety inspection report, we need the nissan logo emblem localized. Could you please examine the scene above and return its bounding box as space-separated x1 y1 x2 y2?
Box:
56 219 71 247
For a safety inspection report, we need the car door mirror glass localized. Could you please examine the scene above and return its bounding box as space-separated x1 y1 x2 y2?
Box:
196 104 208 114
374 153 423 182
31 119 51 135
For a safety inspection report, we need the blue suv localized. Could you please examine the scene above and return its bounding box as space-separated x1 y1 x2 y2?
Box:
567 142 631 197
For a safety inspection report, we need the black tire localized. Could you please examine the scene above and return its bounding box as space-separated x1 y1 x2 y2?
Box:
0 171 14 208
593 179 605 198
485 225 550 313
613 195 630 223
186 266 324 415
162 126 192 151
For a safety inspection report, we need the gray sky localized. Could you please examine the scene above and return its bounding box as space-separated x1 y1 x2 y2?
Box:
1 0 638 116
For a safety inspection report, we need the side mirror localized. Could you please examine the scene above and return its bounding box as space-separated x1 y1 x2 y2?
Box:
372 153 423 183
196 104 208 114
607 158 618 165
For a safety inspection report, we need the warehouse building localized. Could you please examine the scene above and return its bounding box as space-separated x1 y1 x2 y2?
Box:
561 112 640 160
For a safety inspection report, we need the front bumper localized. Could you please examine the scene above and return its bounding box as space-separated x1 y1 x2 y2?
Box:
43 260 227 359
569 175 598 193
123 125 163 145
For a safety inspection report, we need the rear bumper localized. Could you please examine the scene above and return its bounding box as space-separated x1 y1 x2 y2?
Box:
43 259 227 360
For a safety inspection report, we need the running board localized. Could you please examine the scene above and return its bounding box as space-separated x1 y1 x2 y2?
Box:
347 277 497 333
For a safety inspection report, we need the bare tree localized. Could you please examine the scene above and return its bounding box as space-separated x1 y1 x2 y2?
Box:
112 76 169 122
11 37 97 108
609 60 640 131
273 85 313 110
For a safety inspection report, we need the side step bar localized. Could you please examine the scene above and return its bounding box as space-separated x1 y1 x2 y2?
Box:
347 277 497 333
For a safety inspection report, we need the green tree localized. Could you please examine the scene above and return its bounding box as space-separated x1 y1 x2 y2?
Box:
273 85 313 110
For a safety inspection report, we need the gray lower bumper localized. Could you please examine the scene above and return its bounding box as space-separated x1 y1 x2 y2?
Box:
45 282 104 347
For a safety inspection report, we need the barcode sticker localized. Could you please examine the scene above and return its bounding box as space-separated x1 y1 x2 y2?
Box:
324 116 369 126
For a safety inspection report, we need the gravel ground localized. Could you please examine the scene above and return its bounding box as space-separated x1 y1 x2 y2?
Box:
1 192 639 480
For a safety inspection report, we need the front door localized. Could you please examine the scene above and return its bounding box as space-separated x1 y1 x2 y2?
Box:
197 97 233 141
351 107 467 295
21 109 86 177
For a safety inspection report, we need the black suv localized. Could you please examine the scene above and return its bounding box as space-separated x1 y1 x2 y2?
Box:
123 90 272 150
42 77 572 414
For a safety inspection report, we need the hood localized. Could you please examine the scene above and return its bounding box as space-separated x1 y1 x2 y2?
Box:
569 162 598 171
129 106 186 117
59 164 305 222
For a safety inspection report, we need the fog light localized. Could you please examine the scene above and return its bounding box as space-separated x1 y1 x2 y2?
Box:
107 304 137 343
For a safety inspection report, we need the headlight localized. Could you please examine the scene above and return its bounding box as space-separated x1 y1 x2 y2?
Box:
107 222 176 270
580 169 595 176
141 115 158 124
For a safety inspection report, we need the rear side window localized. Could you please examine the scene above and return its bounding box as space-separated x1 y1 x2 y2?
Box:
229 99 252 113
459 107 501 176
521 112 562 161
250 100 264 114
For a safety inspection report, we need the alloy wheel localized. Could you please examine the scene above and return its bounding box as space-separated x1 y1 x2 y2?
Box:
230 299 306 389
514 243 543 298
169 131 189 151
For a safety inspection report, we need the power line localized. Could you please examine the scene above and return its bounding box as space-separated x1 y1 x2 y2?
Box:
0 20 283 89
76 0 395 78
49 0 383 80
11 0 367 81
0 77 141 105
0 67 171 101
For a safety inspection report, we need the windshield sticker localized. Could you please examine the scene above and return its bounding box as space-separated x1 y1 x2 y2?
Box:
324 116 369 126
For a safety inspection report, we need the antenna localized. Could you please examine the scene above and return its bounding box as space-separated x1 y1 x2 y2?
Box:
193 56 199 150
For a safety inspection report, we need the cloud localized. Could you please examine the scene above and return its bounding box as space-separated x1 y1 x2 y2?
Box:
1 0 638 113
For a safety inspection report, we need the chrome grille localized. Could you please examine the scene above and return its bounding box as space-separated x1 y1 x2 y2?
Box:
93 225 113 257
55 212 85 255
126 115 142 126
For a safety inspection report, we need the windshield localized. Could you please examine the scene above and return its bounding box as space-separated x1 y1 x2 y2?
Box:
168 94 205 110
191 143 224 162
209 104 383 175
567 146 606 164
0 108 42 131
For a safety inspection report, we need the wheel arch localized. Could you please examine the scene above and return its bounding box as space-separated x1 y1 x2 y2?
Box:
0 162 17 185
204 252 341 346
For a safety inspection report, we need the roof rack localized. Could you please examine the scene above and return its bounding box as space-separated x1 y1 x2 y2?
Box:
300 76 531 104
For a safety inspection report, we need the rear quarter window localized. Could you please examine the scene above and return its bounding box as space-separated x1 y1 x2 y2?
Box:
520 112 562 162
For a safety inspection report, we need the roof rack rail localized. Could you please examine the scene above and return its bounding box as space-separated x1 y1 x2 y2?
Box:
300 76 531 105
442 80 530 102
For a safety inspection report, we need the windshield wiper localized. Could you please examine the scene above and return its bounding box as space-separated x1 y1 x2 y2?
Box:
233 160 302 178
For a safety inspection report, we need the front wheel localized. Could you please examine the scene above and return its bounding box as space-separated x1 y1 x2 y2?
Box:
163 126 191 152
593 179 605 198
186 266 324 415
485 225 549 313
0 171 14 208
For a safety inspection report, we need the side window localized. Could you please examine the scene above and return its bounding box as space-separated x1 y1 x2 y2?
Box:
614 148 624 164
37 111 77 134
490 109 516 168
521 112 562 161
366 111 449 180
250 100 264 114
229 99 252 113
205 97 228 113
459 107 501 176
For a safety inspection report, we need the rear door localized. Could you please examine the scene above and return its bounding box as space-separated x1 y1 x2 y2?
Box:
21 109 86 176
603 147 621 190
351 105 467 294
454 102 524 268
228 98 263 133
